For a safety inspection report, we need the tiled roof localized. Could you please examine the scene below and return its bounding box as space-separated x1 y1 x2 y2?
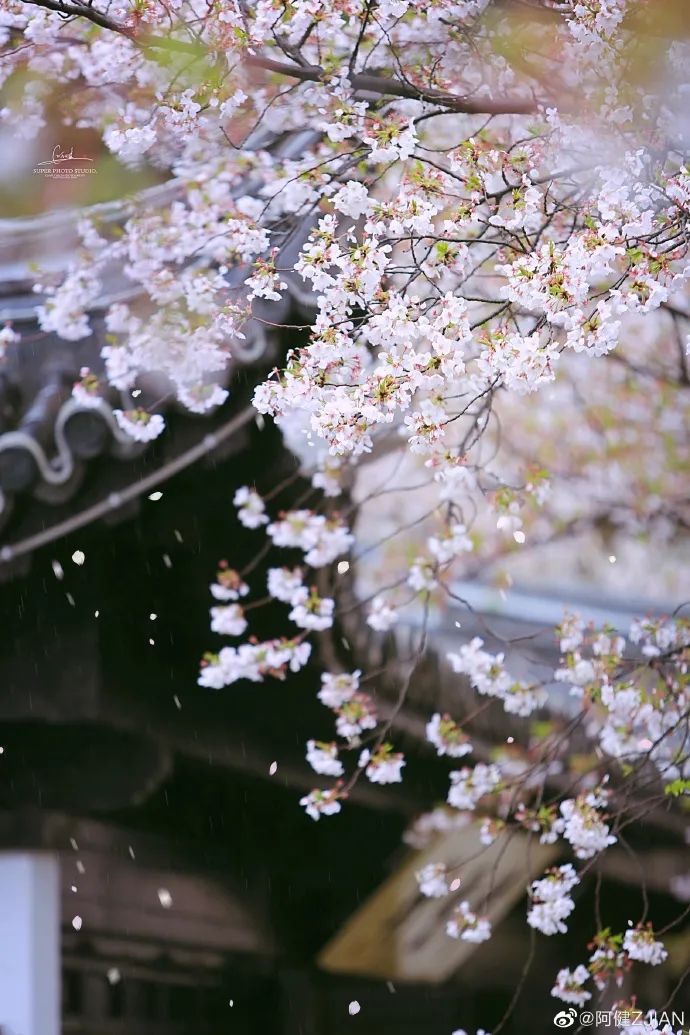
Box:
0 131 317 553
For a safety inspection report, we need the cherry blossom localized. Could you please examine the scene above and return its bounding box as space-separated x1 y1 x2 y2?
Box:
72 368 105 408
359 744 406 785
210 565 249 602
447 638 547 716
479 818 503 846
233 487 269 529
306 740 344 779
426 713 473 759
416 863 450 899
209 604 247 638
114 409 165 442
447 764 502 811
0 324 20 356
551 965 592 1007
317 670 361 710
267 567 305 605
623 926 668 966
527 864 580 936
559 793 617 860
300 788 343 822
335 693 378 740
588 930 631 992
446 901 492 944
177 384 229 414
366 597 399 632
288 587 335 632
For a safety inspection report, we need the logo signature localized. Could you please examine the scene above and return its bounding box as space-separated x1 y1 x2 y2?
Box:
33 144 98 179
553 1008 685 1030
553 1009 577 1028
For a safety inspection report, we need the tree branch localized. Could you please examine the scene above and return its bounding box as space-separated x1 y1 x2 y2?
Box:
16 0 201 52
245 55 538 115
20 0 134 34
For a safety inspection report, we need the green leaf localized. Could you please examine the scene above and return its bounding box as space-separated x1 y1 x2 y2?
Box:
664 778 690 798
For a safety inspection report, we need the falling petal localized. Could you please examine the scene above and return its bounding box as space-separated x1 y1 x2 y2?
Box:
158 888 173 908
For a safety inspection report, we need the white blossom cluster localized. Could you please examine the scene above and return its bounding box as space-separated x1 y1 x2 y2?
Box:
622 926 668 966
306 740 344 778
447 764 502 812
551 965 592 1006
426 713 473 758
448 638 547 718
416 862 450 899
446 900 492 944
557 617 690 787
198 638 312 689
299 789 342 821
359 745 406 784
527 864 580 936
559 792 617 860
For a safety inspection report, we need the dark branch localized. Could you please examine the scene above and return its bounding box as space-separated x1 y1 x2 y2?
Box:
16 0 202 52
245 55 538 115
20 0 136 35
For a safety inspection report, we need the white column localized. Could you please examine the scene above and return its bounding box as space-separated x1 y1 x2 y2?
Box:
0 853 60 1035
